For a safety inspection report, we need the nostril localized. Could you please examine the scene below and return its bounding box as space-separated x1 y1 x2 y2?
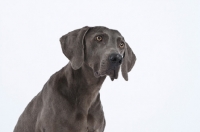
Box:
111 57 117 62
109 56 116 62
119 59 122 64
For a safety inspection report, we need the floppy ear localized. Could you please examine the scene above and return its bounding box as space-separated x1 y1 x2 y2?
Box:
121 43 136 81
60 26 90 70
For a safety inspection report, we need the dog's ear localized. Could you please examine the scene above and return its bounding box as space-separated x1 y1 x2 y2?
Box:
121 43 136 81
60 26 90 70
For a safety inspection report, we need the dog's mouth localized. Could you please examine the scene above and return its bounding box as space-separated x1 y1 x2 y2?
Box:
107 66 120 81
94 65 120 81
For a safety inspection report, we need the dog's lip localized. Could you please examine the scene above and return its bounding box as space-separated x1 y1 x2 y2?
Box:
97 67 118 77
95 71 106 77
94 71 100 78
107 69 117 78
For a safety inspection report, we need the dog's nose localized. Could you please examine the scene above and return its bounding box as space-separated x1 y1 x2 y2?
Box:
109 53 122 65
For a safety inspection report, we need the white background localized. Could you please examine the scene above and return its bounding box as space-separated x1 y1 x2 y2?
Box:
0 0 200 132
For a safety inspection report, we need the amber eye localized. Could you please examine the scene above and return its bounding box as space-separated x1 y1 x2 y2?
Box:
96 36 103 41
119 42 125 48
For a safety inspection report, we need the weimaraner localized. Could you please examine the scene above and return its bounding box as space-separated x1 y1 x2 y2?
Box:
14 26 136 132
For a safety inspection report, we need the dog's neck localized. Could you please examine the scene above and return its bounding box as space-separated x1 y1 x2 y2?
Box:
61 63 106 111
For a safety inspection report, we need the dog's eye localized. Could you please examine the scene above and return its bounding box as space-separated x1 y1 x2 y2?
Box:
96 36 103 41
119 42 125 48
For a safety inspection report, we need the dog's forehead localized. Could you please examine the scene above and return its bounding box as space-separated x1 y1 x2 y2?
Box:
89 26 122 37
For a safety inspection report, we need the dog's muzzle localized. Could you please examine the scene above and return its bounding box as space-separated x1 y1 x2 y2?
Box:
107 53 122 80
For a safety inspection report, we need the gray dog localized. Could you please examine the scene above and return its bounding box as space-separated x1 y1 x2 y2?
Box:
14 26 136 132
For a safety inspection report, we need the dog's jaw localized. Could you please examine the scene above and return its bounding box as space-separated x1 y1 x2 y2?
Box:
93 65 121 81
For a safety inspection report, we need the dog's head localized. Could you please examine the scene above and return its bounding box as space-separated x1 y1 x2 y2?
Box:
60 26 136 81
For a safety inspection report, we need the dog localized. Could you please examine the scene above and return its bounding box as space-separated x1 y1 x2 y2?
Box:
14 26 136 132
